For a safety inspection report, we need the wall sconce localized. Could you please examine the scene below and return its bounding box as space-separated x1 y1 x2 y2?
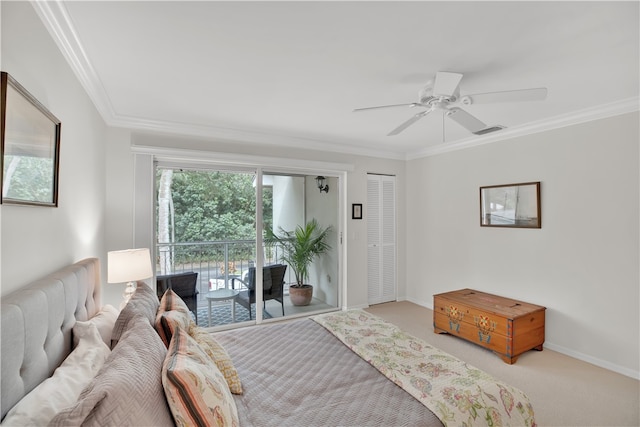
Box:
316 176 329 193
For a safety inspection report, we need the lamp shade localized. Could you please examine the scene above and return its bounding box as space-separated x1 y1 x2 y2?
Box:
107 248 153 283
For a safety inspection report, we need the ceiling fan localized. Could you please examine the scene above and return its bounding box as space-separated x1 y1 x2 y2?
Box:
353 71 547 137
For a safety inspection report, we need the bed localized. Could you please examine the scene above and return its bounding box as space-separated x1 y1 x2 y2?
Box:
1 258 102 421
0 259 536 426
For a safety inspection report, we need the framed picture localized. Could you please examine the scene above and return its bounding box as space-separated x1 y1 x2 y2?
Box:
480 182 541 228
352 203 362 220
1 72 61 207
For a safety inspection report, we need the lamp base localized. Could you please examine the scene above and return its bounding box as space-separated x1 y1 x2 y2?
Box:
120 281 138 309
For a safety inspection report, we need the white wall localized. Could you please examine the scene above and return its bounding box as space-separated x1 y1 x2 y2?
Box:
0 2 107 297
272 175 304 233
406 112 639 378
103 127 138 305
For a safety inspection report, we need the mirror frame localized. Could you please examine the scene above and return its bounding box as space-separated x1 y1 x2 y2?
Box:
1 71 61 207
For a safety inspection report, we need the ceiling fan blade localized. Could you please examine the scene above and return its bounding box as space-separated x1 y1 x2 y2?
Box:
353 103 421 112
464 88 548 104
446 107 487 133
433 72 463 97
387 109 432 136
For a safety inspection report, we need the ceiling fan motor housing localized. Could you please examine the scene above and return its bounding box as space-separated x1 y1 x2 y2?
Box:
419 85 459 107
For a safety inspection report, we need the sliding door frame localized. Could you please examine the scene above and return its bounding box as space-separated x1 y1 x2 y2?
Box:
133 146 352 328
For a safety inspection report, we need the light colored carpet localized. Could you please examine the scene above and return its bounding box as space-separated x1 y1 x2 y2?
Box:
365 301 640 427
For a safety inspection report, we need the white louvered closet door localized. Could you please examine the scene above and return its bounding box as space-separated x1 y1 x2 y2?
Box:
367 174 396 305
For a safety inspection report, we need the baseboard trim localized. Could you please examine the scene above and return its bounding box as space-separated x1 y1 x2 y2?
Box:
543 342 640 380
403 297 640 380
405 296 433 310
345 303 370 311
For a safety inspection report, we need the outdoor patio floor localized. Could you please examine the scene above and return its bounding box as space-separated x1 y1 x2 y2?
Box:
195 296 334 327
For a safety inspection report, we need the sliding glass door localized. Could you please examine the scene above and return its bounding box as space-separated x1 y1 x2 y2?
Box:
154 165 340 329
155 168 258 327
263 173 340 317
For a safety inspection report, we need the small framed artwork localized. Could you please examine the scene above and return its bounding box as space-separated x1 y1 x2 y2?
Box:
1 71 61 207
352 203 362 220
480 181 541 228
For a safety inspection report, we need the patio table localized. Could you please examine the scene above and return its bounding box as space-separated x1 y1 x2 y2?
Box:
206 288 240 325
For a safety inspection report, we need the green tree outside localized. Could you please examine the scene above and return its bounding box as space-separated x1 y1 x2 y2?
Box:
155 169 273 269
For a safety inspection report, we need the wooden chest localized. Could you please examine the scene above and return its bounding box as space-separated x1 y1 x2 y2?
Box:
433 288 546 364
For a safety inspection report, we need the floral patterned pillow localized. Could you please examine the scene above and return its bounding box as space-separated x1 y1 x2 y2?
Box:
188 322 243 394
162 327 239 427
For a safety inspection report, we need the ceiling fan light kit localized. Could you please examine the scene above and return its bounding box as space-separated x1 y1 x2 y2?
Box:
354 71 547 139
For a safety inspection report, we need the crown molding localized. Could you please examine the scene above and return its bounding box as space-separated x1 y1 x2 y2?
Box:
31 1 116 120
33 1 638 163
114 114 407 161
406 97 639 160
30 0 407 161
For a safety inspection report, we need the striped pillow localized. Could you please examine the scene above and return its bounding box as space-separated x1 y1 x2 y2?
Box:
156 289 193 346
162 327 239 427
158 310 192 348
157 288 191 314
188 322 243 394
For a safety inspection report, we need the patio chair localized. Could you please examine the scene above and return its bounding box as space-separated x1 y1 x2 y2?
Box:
231 264 287 320
156 271 199 324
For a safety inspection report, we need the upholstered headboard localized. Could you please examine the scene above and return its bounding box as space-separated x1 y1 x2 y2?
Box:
0 258 101 419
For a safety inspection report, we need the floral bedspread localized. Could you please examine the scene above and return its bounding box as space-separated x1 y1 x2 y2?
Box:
312 310 536 427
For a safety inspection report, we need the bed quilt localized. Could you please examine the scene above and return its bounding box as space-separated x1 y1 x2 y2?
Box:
214 318 443 426
312 310 536 427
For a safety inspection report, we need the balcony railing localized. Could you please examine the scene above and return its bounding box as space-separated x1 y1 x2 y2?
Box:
155 240 290 305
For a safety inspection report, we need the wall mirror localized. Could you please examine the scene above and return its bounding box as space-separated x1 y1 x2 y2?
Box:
1 71 61 207
480 181 541 228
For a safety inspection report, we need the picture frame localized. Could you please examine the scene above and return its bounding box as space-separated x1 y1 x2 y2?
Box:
352 203 362 220
480 181 541 228
1 71 61 207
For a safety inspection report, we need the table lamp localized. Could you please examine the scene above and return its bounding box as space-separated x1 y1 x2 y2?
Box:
108 248 153 308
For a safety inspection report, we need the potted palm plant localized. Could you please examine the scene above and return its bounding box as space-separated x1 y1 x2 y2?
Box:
264 218 332 306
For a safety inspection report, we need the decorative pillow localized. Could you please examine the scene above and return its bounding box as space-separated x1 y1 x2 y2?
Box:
110 282 159 349
49 319 174 427
2 323 110 426
157 288 191 316
157 309 192 348
73 304 119 347
155 289 194 347
188 322 243 394
162 327 239 427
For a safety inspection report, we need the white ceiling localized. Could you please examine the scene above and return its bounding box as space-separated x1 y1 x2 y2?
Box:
35 1 639 159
